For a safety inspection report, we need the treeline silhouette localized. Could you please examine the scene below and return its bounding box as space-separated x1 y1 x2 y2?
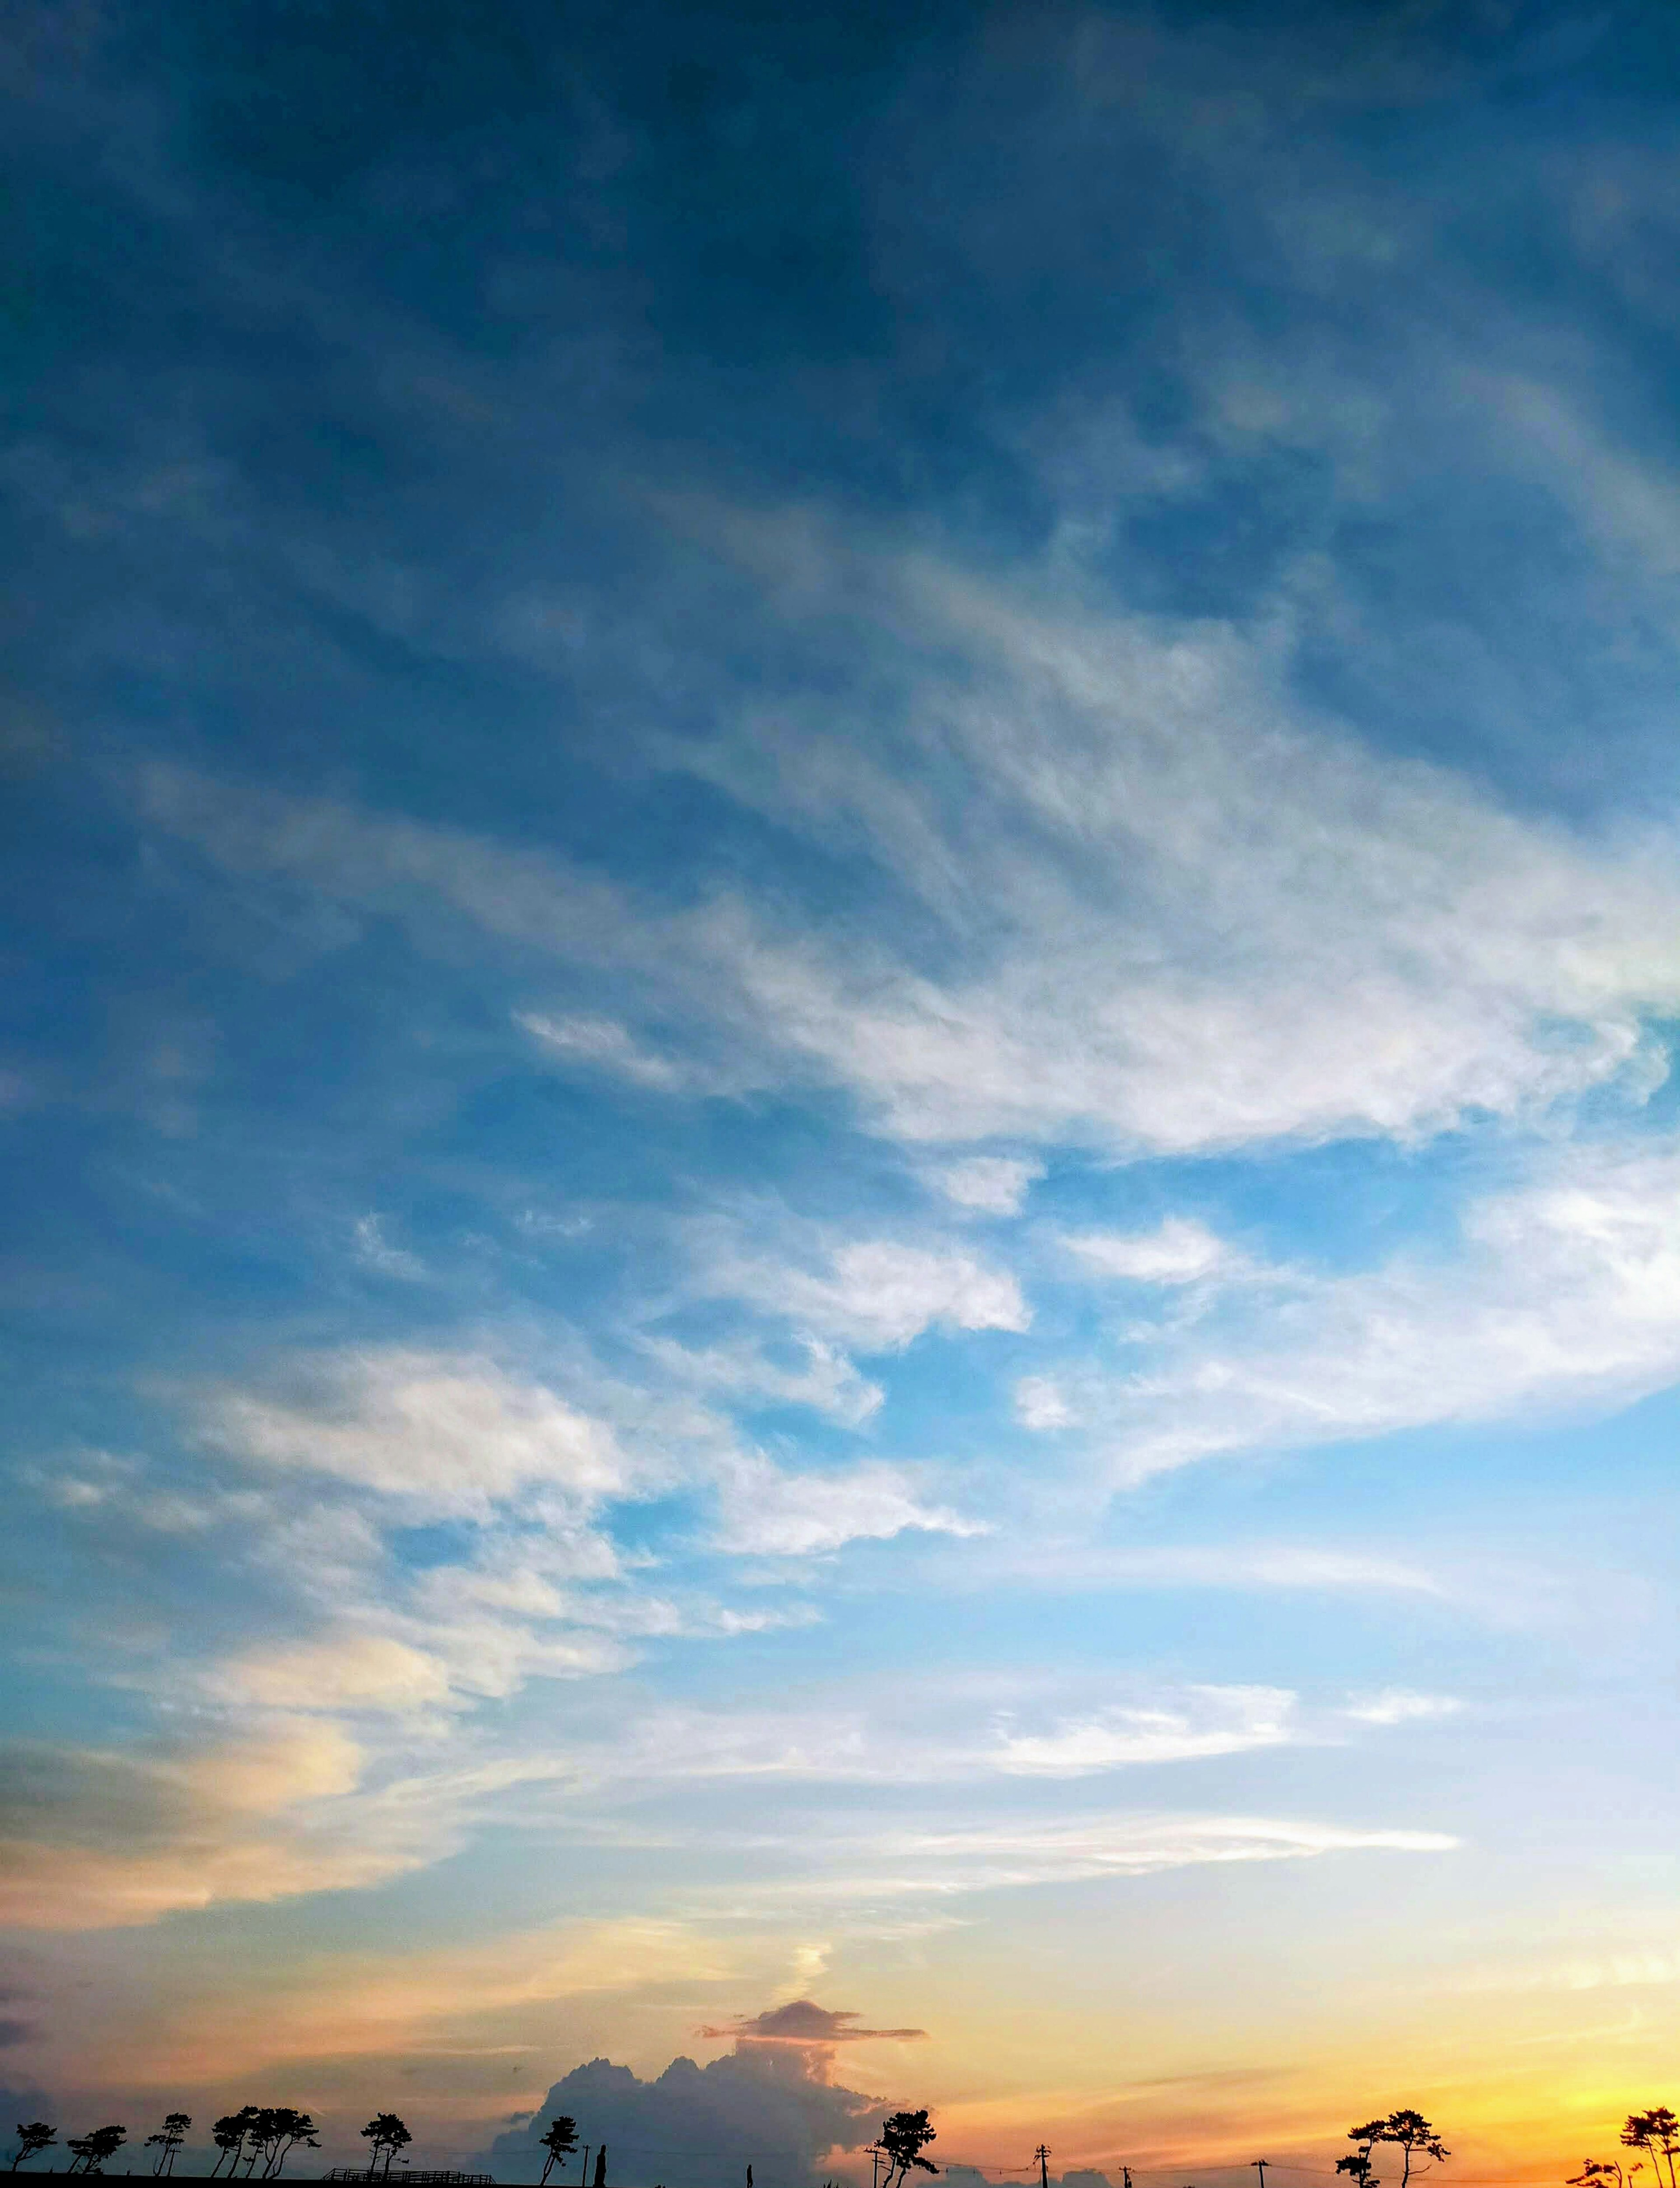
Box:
5 2109 413 2179
7 2095 1676 2188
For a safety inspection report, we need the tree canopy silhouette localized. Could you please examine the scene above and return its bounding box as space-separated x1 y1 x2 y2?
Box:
1570 2161 1630 2188
66 2127 127 2176
211 2108 265 2177
1343 2112 1449 2188
361 2114 413 2180
146 2114 192 2177
9 2127 56 2173
1623 2112 1680 2188
261 2111 321 2178
539 2117 579 2187
879 2111 939 2188
243 2114 280 2178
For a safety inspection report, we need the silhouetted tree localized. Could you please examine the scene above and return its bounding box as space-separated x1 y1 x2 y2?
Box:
9 2127 56 2172
66 2127 127 2175
146 2114 192 2177
539 2118 579 2187
210 2111 256 2177
1346 2113 1448 2188
241 2112 279 2178
361 2114 412 2181
592 2147 606 2188
1624 2113 1680 2188
879 2111 939 2188
1339 2128 1381 2188
263 2111 320 2178
1571 2163 1627 2188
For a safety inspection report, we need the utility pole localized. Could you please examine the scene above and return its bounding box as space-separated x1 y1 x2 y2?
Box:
1252 2159 1270 2188
1036 2147 1052 2188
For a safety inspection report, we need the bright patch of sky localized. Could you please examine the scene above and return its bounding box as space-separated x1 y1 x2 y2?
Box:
4 0 1680 2175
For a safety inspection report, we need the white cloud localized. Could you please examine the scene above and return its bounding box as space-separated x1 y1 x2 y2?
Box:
140 543 1680 1165
998 1542 1451 1598
1014 1375 1073 1429
219 1632 457 1714
1483 373 1680 587
644 545 1680 1155
714 1455 987 1557
930 1156 1045 1215
516 1010 684 1089
700 1234 1030 1350
761 1813 1460 1903
1062 1217 1245 1284
992 1686 1297 1774
196 1348 627 1518
1343 1689 1463 1726
636 1332 884 1427
1009 1142 1680 1482
353 1213 427 1280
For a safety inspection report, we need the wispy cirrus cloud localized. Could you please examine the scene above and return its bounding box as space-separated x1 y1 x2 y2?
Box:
1060 1217 1250 1285
133 523 1680 1170
634 1332 884 1428
516 1010 687 1090
1030 1141 1680 1482
992 1687 1298 1774
16 1 1680 2124
739 1812 1461 1905
193 1348 630 1519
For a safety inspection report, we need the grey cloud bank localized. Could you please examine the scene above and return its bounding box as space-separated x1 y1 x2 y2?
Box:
485 2041 880 2188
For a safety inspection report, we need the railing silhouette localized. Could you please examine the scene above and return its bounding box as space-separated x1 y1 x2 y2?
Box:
321 2173 494 2184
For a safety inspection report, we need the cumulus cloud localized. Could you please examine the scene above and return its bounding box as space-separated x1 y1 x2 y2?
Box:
929 1156 1044 1215
485 2023 882 2188
713 1456 986 1557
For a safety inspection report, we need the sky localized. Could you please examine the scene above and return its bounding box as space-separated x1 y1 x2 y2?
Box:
5 0 1680 2179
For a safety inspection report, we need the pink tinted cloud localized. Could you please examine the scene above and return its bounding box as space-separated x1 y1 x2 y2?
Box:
697 2000 928 2053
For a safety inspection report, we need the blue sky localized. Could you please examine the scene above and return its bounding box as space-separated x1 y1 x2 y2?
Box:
6 0 1680 2174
